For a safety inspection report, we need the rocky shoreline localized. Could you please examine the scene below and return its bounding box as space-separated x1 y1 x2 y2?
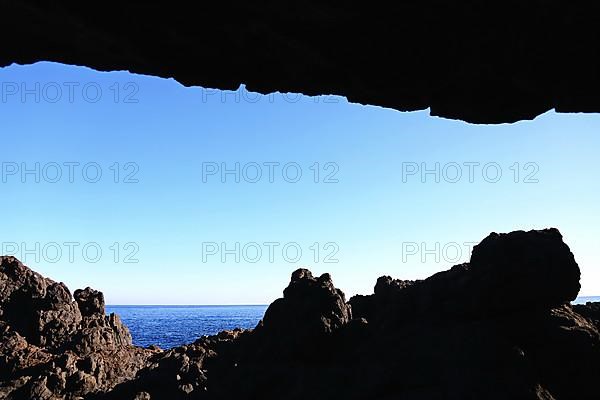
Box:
1 228 599 399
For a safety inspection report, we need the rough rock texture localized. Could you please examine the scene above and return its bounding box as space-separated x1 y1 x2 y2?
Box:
253 269 351 359
0 257 82 350
3 2 600 123
574 302 600 330
351 229 582 324
262 269 351 335
74 288 105 318
0 256 155 400
2 228 600 399
70 287 133 355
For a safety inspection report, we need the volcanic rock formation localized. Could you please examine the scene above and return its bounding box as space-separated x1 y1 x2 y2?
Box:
1 228 599 399
3 2 600 123
0 257 156 399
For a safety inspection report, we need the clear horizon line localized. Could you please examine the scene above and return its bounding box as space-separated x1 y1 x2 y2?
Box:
106 296 600 308
106 304 270 307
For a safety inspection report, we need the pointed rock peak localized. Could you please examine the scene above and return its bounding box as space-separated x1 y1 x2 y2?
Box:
290 268 313 283
74 287 105 317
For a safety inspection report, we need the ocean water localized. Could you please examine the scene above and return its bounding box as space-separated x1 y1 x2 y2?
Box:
574 296 600 305
106 305 268 349
109 298 600 350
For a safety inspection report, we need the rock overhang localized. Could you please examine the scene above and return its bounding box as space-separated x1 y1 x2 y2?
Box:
2 2 600 124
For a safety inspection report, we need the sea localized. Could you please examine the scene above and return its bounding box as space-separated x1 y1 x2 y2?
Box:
108 297 600 350
105 305 268 349
573 296 600 305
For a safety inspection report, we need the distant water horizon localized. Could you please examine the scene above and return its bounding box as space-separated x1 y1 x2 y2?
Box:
107 297 600 349
107 304 268 307
573 296 600 304
108 296 600 307
106 304 268 349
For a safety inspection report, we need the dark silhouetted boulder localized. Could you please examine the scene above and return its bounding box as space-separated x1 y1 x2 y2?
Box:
574 301 600 331
252 269 351 360
469 228 581 311
75 287 105 317
262 269 351 335
351 228 581 327
2 229 599 400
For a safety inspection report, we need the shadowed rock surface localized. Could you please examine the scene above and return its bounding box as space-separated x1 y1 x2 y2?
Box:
1 228 599 399
3 2 600 123
0 257 157 399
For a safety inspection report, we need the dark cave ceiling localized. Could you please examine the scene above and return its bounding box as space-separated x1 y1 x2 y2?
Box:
2 1 600 124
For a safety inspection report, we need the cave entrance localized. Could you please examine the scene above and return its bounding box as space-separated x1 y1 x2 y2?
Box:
0 61 599 349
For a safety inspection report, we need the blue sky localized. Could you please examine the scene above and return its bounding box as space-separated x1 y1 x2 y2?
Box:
0 62 598 304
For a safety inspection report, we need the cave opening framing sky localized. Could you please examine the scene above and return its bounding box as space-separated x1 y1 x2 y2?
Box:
0 62 598 304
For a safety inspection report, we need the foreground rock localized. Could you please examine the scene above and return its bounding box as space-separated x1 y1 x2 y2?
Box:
1 228 599 399
0 257 156 399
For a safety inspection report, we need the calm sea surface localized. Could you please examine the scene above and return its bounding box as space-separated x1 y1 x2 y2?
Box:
109 297 599 349
106 305 268 349
573 296 600 304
